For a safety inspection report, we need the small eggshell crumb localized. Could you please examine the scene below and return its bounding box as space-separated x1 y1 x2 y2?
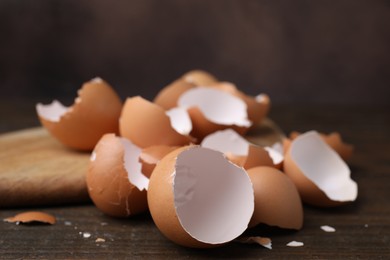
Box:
321 225 336 232
286 241 304 247
235 236 272 249
3 211 56 225
95 238 106 243
82 232 91 238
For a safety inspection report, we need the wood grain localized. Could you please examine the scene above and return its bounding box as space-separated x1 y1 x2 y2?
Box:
0 127 90 207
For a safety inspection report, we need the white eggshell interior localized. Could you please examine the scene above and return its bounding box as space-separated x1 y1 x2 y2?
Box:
201 129 249 156
166 107 193 136
119 138 149 191
36 100 69 122
173 147 254 244
178 87 252 127
290 131 358 202
264 142 284 165
255 94 267 103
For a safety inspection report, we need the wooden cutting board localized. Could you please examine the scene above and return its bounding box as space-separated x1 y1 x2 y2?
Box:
0 119 284 208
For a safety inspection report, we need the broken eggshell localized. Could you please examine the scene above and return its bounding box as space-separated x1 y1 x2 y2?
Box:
178 87 252 140
148 146 254 248
4 211 56 225
36 77 122 151
289 131 354 161
284 131 358 207
139 145 179 177
247 166 303 230
153 78 196 110
181 69 219 86
86 133 149 217
201 129 274 169
119 96 194 148
210 82 271 128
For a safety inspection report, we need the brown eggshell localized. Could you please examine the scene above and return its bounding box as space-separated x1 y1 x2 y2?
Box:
119 96 193 148
182 70 218 86
153 79 195 110
4 211 56 225
211 82 271 127
247 167 303 230
148 146 254 248
283 131 358 207
86 134 148 217
36 78 122 151
139 145 179 178
289 131 354 161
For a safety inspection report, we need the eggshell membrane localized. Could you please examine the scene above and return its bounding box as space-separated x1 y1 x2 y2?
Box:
153 79 196 110
211 82 271 127
178 88 252 140
247 166 303 230
182 70 218 86
86 134 148 217
4 211 56 225
284 131 358 207
36 78 122 151
289 131 354 161
119 96 193 148
148 146 254 248
139 145 179 178
201 129 274 169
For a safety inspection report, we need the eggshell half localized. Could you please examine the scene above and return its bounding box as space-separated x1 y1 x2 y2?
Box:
178 87 252 140
153 79 195 110
36 77 122 151
119 96 193 148
289 131 354 161
284 131 358 207
247 166 303 230
86 134 148 217
4 211 56 225
148 146 254 248
182 70 218 86
201 129 274 169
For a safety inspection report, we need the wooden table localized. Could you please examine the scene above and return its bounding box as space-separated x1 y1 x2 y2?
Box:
1 98 389 259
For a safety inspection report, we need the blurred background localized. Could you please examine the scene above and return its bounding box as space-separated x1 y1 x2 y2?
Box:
0 0 389 106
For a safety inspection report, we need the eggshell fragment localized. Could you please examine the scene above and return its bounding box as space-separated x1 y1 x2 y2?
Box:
153 79 195 110
286 241 304 247
148 146 254 248
289 131 354 161
36 77 122 151
235 236 272 249
178 87 252 140
86 134 148 217
211 82 271 128
119 96 193 148
264 142 284 169
4 211 56 225
139 145 179 177
247 166 303 230
182 70 218 86
201 129 274 169
284 131 358 207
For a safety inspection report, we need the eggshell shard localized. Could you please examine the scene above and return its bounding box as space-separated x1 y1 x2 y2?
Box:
264 142 284 169
148 146 254 248
211 82 271 127
284 131 358 207
36 77 122 151
166 107 193 136
153 79 195 110
119 96 193 148
178 87 252 140
139 145 179 178
86 134 148 217
289 131 354 161
4 211 56 225
182 70 218 86
247 166 303 230
201 129 274 169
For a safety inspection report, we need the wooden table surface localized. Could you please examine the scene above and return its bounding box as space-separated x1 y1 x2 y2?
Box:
0 98 389 259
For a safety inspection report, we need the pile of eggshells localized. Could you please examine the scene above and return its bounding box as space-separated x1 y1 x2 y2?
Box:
36 70 358 248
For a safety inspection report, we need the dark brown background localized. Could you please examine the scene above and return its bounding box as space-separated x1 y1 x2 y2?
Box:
0 0 389 104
